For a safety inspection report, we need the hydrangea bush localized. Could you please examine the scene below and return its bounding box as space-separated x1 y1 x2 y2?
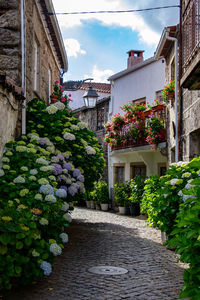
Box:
168 157 200 299
0 136 77 289
26 98 105 192
140 158 200 299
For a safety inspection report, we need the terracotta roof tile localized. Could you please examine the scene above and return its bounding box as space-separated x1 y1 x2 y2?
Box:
80 82 111 93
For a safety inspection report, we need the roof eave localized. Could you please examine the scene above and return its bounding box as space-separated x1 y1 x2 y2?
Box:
108 57 155 81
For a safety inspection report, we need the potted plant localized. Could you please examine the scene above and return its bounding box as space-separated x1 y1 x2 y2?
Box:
161 80 175 102
114 181 131 215
129 176 146 216
50 80 70 104
91 181 110 211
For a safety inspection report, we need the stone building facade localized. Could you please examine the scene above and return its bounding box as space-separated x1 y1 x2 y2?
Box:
74 97 110 183
0 0 68 155
155 25 178 164
180 0 200 161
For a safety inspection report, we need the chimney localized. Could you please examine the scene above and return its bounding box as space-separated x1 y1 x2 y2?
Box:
127 50 144 68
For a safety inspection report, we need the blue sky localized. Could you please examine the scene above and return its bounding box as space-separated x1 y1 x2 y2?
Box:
52 0 180 82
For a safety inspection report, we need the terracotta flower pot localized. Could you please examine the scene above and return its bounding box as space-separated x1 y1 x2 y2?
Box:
50 94 59 104
167 92 174 101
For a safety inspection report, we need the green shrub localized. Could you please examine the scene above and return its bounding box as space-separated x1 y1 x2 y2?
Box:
26 98 105 192
129 175 146 205
114 181 131 207
90 181 109 204
169 157 200 299
0 137 75 289
141 175 161 226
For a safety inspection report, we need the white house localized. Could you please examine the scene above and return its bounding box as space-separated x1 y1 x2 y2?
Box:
107 50 167 192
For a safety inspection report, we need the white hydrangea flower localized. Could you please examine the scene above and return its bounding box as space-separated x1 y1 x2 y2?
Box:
32 249 40 257
13 176 25 183
16 146 27 152
54 102 65 110
46 105 59 114
182 172 191 178
63 132 76 141
21 166 28 171
45 194 57 203
29 175 37 181
40 166 54 172
30 169 38 175
36 158 50 165
49 243 62 256
63 213 72 223
70 124 80 131
61 201 69 212
39 218 49 225
2 157 10 163
0 169 5 177
38 178 49 185
59 233 68 243
77 121 87 129
85 145 96 155
5 151 13 156
35 193 43 201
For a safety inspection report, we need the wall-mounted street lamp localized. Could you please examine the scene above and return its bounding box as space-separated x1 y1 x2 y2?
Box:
83 84 99 108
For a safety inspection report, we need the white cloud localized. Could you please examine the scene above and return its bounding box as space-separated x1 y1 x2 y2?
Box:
84 65 114 83
52 0 160 46
64 38 86 57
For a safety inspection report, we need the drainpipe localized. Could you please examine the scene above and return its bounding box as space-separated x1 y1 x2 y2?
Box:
166 30 178 162
21 0 26 135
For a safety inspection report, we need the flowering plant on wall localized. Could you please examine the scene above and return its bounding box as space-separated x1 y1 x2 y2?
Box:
146 116 165 148
103 101 166 148
161 80 175 101
52 80 72 105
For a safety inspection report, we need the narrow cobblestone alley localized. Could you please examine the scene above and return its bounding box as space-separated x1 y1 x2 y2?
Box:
2 208 186 300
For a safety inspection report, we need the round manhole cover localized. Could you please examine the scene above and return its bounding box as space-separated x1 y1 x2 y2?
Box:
88 266 128 275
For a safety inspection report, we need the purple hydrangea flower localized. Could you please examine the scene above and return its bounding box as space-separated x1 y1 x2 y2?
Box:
57 175 67 182
56 154 65 161
73 168 82 178
52 163 62 175
39 184 54 195
77 175 84 183
63 163 73 171
39 138 46 145
60 185 68 192
55 188 67 198
68 184 78 196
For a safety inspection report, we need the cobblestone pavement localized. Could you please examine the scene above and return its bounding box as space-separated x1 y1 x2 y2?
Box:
2 208 187 300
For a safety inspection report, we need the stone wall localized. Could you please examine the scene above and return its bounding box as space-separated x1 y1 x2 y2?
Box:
0 0 21 85
0 81 22 156
25 0 60 103
74 99 110 183
181 88 200 161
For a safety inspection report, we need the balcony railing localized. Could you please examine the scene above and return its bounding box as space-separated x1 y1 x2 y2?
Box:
111 105 167 151
182 0 200 75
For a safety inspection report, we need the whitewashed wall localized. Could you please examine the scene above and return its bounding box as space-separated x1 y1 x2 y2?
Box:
109 58 165 117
